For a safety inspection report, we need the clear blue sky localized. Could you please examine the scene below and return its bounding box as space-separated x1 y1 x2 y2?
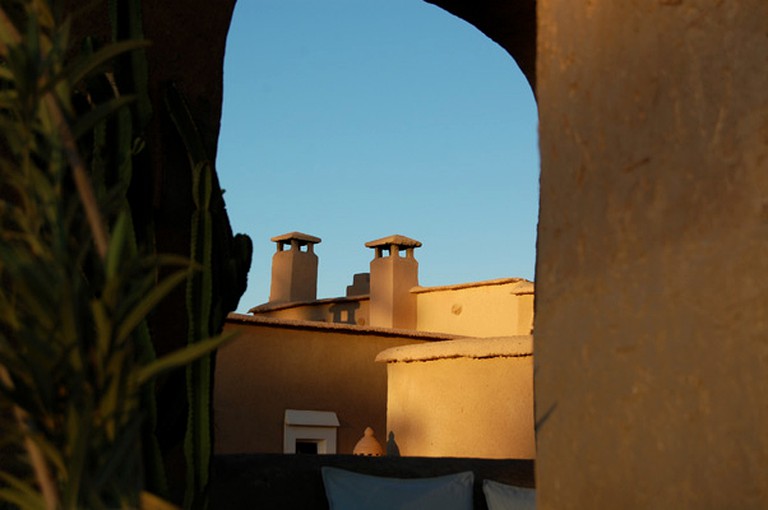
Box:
216 0 539 312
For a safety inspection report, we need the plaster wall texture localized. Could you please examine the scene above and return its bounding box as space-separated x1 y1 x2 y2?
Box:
535 1 768 508
214 319 428 455
414 280 534 337
381 339 534 459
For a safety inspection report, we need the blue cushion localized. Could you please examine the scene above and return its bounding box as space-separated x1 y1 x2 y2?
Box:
321 467 473 510
482 479 536 510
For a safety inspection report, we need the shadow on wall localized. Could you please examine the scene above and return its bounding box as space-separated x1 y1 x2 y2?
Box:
386 431 401 457
329 301 360 325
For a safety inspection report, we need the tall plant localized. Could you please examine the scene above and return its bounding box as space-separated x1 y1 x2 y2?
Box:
0 1 230 508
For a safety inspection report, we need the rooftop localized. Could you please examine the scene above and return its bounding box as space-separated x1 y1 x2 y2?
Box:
375 335 533 363
270 231 321 244
248 294 368 314
227 313 462 341
365 235 422 248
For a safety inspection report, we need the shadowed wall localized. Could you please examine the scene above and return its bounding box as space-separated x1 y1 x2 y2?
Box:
215 316 450 455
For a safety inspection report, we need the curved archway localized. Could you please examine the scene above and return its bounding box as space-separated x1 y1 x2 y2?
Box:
425 0 536 89
217 1 539 310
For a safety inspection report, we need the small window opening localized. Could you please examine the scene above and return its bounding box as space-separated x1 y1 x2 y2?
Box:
284 409 339 454
296 440 319 454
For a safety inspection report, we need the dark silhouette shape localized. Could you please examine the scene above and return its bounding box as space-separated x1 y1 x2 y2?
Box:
386 431 401 457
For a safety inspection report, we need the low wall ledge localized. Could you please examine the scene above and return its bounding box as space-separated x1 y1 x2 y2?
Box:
410 277 534 295
375 335 533 363
226 313 462 341
247 294 369 314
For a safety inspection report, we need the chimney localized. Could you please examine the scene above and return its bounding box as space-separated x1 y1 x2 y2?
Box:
346 273 370 297
365 235 421 329
269 232 321 303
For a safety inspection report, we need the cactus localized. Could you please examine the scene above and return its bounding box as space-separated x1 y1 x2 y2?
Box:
185 160 214 510
166 83 252 510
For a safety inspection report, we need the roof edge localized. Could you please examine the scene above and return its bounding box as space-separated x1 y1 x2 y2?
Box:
270 231 321 244
376 335 533 363
410 278 534 295
248 294 369 314
365 234 422 248
227 313 462 341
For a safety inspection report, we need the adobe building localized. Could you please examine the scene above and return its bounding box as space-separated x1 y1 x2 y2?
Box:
214 232 535 459
377 336 535 459
207 5 768 504
246 233 534 337
214 315 453 455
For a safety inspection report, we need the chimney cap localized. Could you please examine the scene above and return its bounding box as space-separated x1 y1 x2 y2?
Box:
365 235 422 249
271 231 321 244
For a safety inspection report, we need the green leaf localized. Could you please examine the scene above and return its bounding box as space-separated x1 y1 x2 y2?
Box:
98 354 125 441
92 411 143 490
0 19 19 48
25 428 68 477
105 211 130 280
61 401 90 510
0 250 57 333
0 488 46 510
165 83 208 165
0 65 14 82
151 253 198 270
115 268 190 344
91 299 112 377
72 95 135 140
0 472 46 510
65 39 151 86
136 332 235 386
0 89 20 108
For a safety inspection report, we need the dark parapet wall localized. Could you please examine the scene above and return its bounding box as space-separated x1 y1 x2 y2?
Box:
210 454 535 510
